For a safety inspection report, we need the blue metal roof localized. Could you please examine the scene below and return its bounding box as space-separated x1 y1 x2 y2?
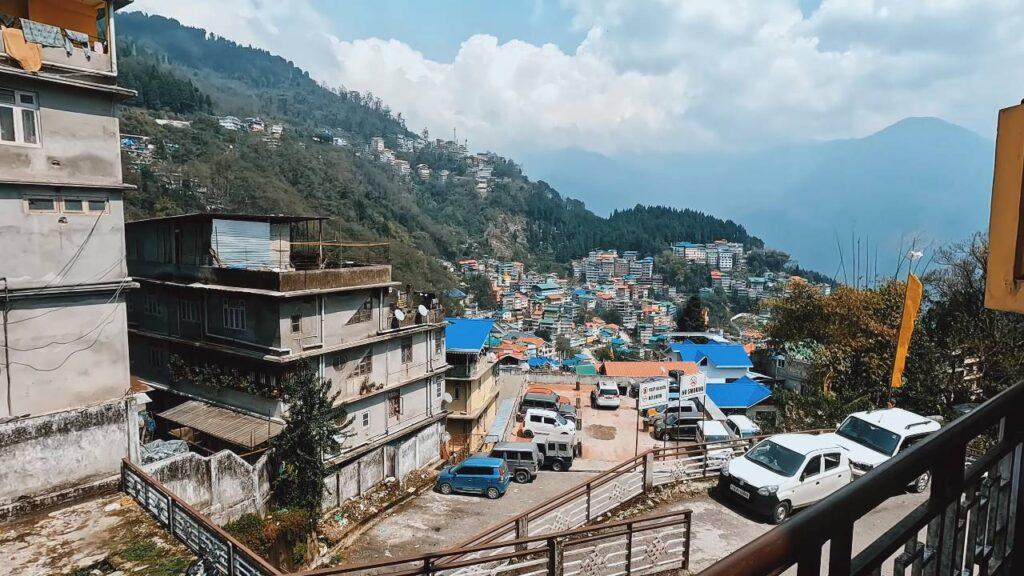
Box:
669 342 752 368
527 356 559 368
705 377 772 408
445 317 495 353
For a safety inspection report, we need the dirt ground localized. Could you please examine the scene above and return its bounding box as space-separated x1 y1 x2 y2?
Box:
0 493 195 576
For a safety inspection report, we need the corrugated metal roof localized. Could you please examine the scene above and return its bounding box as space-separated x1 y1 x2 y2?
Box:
158 400 284 449
445 317 495 352
705 377 772 409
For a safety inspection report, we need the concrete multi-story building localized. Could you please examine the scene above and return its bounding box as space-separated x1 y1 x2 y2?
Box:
0 0 142 519
444 318 499 451
124 214 448 499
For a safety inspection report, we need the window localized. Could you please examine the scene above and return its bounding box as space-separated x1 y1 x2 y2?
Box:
434 331 444 356
453 384 461 400
223 298 246 331
179 299 200 323
801 455 823 481
349 299 373 324
530 414 542 423
435 379 442 398
401 337 413 364
290 314 302 333
350 351 373 378
26 198 56 213
823 453 842 472
362 412 369 427
147 345 164 367
331 354 345 369
86 199 108 214
143 293 163 316
63 199 84 213
0 88 40 146
388 391 402 416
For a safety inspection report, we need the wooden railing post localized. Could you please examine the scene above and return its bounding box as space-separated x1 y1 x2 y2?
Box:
625 521 634 575
547 537 564 576
516 516 529 552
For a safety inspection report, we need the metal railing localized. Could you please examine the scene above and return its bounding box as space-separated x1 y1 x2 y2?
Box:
121 459 281 576
701 381 1024 576
297 509 692 576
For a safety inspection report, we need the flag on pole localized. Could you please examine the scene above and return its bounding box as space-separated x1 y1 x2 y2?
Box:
891 273 924 388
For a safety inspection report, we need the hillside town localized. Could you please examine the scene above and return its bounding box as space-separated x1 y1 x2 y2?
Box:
2 3 1023 576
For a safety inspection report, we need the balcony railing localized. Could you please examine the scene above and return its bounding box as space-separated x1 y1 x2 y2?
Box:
702 381 1024 576
380 307 444 333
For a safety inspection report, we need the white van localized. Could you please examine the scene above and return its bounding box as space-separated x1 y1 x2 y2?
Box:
523 408 576 438
718 433 851 524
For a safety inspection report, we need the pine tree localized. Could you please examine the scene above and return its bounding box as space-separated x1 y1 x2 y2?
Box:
272 361 350 522
676 295 707 332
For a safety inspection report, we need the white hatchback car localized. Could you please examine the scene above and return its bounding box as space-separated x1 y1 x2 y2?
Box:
590 381 621 409
718 433 852 524
820 407 940 492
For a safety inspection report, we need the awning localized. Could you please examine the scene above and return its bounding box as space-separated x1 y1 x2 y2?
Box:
158 400 284 449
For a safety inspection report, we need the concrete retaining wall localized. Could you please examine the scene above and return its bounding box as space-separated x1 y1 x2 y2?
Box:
0 397 140 520
144 450 271 525
321 420 443 510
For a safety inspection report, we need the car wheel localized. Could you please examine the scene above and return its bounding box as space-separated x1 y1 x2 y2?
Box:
769 501 790 525
439 483 453 495
486 487 501 499
660 432 670 441
551 460 565 472
514 470 530 484
523 429 534 438
911 472 931 493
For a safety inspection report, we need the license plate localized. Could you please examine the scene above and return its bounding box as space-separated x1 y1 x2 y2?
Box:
730 484 750 499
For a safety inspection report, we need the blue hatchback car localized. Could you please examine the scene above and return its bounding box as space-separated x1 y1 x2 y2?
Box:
435 456 511 499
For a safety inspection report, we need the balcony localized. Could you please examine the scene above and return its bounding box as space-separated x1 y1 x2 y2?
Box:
703 381 1024 576
379 292 444 333
0 1 122 79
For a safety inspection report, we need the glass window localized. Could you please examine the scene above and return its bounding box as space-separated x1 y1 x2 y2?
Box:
27 198 55 212
362 412 369 427
350 351 373 377
143 293 163 316
0 89 40 145
223 299 246 331
290 314 302 333
823 452 841 471
63 199 84 212
744 440 805 477
836 416 902 456
86 199 107 213
179 300 200 323
801 455 823 480
401 337 413 364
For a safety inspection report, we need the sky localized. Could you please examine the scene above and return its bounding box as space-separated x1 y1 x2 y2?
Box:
129 0 1024 157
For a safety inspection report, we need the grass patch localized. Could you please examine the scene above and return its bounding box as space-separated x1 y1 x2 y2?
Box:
114 537 193 576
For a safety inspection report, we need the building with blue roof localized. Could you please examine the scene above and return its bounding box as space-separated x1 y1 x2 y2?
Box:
669 341 753 383
444 317 500 452
705 377 774 420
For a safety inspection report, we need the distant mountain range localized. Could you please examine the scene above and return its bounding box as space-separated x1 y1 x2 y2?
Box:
521 117 995 276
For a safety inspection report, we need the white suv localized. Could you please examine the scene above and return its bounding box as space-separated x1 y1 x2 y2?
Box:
590 381 621 409
820 408 940 492
523 408 576 438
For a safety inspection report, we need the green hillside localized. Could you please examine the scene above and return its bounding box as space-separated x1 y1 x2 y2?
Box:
116 13 769 289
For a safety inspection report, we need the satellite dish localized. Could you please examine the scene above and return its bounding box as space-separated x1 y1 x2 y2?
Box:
442 392 453 404
418 304 429 317
394 309 406 321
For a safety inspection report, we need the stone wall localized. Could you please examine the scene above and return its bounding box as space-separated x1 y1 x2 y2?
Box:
0 397 140 520
144 450 271 525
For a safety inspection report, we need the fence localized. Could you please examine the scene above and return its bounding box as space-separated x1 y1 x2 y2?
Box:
701 381 1024 576
297 510 692 576
122 459 281 576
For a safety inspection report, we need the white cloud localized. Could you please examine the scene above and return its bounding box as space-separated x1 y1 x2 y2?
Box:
129 0 1024 154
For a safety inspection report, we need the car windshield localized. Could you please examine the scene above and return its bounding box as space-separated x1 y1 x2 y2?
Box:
600 388 617 396
704 434 730 442
555 413 568 425
836 416 901 456
744 440 804 477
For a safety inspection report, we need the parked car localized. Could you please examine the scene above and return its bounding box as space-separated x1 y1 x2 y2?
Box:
490 442 543 483
591 381 621 409
558 401 578 425
519 391 561 415
523 408 576 438
652 413 700 441
536 437 576 471
820 408 940 492
435 456 511 499
697 420 736 462
718 433 852 524
725 415 762 439
645 399 701 425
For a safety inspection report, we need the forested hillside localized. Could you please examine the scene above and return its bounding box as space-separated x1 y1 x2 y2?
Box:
115 13 772 289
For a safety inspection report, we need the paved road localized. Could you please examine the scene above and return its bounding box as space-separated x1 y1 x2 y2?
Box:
330 469 599 566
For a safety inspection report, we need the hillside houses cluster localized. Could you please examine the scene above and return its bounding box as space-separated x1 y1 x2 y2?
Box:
672 240 832 300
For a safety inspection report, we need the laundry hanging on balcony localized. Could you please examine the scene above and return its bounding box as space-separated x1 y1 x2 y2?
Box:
19 18 63 48
0 27 42 72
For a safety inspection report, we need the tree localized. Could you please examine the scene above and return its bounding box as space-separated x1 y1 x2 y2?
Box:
675 296 706 332
464 273 498 310
535 327 553 343
598 308 623 326
555 336 577 359
272 361 350 522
